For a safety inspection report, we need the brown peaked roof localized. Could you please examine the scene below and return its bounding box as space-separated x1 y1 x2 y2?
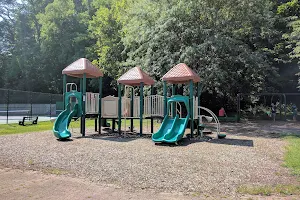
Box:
162 63 200 84
117 66 155 86
62 58 103 78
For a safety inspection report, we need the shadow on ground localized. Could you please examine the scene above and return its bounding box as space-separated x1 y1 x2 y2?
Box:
208 138 254 147
74 131 152 143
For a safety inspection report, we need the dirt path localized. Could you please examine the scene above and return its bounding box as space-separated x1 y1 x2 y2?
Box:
0 167 196 200
1 167 298 200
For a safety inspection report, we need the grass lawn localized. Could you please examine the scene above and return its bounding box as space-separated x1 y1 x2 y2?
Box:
0 119 95 136
238 135 300 196
284 135 300 175
0 118 161 136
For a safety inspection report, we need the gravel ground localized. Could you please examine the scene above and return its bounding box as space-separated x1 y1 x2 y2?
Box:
0 122 297 196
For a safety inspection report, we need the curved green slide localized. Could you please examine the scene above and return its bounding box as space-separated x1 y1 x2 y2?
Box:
152 95 190 143
53 103 79 139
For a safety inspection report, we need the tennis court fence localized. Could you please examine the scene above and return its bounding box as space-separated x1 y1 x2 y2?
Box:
0 89 63 124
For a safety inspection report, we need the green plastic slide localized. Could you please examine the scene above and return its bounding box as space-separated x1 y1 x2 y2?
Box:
152 95 190 144
53 103 78 139
152 115 189 143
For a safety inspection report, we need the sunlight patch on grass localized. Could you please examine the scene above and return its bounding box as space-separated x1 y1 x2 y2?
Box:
284 136 300 175
237 184 300 196
0 119 94 136
43 168 69 175
0 118 161 136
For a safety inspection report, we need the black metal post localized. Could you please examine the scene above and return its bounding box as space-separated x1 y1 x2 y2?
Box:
112 119 116 132
139 82 144 136
30 91 33 117
95 118 97 132
98 77 103 134
130 87 134 132
283 94 287 120
50 94 52 119
237 94 240 122
6 90 9 124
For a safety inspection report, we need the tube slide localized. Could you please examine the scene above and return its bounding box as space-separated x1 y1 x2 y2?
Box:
53 103 78 139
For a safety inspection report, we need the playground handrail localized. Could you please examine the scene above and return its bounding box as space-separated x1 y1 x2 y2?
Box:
199 106 220 135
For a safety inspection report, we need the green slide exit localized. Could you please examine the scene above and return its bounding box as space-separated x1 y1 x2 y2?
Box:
152 115 189 143
152 95 190 144
53 103 78 139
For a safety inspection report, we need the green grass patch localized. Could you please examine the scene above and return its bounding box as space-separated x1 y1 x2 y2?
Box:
284 135 300 175
0 119 95 136
237 184 300 196
28 159 34 165
43 168 69 175
0 119 161 136
238 135 300 196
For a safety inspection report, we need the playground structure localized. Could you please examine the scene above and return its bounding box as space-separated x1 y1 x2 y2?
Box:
152 63 201 143
53 58 103 139
53 58 222 142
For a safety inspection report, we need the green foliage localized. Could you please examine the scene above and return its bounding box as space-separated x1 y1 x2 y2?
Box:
122 0 280 102
88 0 127 80
0 120 95 136
237 184 300 196
0 0 299 107
278 0 300 87
238 135 300 196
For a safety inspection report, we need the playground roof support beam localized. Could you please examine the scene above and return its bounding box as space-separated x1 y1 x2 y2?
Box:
197 82 202 136
63 75 67 110
130 87 134 132
80 78 83 134
172 84 176 117
163 81 167 116
140 82 144 136
118 83 122 134
189 80 194 138
98 76 102 134
150 86 154 133
82 73 86 137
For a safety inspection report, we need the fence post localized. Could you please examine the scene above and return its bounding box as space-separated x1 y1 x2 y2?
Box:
30 91 33 117
6 90 9 124
50 94 52 119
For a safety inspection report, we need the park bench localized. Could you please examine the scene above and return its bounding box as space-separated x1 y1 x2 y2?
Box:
19 116 38 126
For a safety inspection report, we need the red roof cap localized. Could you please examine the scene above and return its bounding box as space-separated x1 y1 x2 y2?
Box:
62 58 103 78
162 63 200 84
117 66 155 86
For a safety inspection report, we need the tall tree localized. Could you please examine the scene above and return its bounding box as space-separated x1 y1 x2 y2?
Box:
88 0 127 80
122 0 280 103
37 0 90 92
0 0 18 88
278 0 300 88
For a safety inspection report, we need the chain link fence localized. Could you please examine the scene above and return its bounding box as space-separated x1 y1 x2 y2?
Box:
0 89 63 124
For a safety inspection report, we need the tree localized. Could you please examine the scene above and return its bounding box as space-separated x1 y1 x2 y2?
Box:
37 0 90 92
278 0 300 88
122 0 280 104
88 0 127 80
